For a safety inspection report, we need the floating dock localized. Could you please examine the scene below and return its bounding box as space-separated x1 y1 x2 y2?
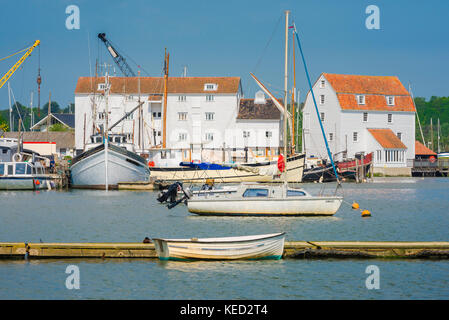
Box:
1 241 449 260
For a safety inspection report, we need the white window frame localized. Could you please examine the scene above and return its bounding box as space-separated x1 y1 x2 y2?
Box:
205 112 214 121
319 95 325 105
204 83 218 91
205 132 214 141
178 112 188 121
320 112 325 122
353 132 358 142
357 95 366 105
363 112 368 122
397 132 402 141
386 96 395 106
243 131 250 138
329 133 333 141
320 80 325 88
97 83 106 91
387 113 393 124
206 95 215 102
178 95 186 102
265 131 272 138
178 133 187 141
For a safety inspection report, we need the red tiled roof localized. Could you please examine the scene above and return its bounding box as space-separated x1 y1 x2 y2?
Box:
75 77 241 95
336 94 415 112
367 129 407 149
415 140 436 156
323 73 409 95
322 73 415 112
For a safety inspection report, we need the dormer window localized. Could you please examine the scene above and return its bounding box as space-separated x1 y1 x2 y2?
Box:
204 83 218 91
97 83 106 91
357 95 365 105
386 96 395 106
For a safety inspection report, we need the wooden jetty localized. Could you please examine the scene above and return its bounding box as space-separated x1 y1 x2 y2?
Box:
1 241 448 260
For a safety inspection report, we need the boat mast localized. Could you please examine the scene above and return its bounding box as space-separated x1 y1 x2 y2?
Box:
291 26 296 154
430 118 434 151
409 84 426 146
283 10 289 177
104 69 110 191
438 118 440 154
8 82 12 131
163 49 169 149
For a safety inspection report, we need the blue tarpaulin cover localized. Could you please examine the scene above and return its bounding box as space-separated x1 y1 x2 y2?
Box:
179 162 232 170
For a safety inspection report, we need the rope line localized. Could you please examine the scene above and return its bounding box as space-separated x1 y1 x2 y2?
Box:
0 45 32 62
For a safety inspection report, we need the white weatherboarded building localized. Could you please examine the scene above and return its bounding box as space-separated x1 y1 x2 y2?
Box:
74 77 282 166
302 73 415 176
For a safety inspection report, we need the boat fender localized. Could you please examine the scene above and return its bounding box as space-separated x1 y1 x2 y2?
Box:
352 202 360 210
12 153 22 162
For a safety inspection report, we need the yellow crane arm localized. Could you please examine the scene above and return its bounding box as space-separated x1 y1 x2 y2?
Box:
0 40 40 89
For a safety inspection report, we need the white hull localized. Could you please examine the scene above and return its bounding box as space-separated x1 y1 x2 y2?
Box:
150 154 305 183
153 232 285 261
70 144 150 189
188 197 342 216
187 183 343 216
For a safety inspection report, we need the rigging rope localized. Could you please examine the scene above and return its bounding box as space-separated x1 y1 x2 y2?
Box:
0 45 32 62
292 23 340 183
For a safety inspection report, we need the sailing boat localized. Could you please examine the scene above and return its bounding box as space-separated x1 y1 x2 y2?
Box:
70 72 150 189
185 11 343 216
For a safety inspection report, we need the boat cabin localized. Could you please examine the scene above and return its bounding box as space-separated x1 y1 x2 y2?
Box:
86 134 135 152
194 183 311 200
0 161 46 177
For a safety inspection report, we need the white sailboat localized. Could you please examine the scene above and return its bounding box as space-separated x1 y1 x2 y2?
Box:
152 232 285 261
187 183 342 216
70 72 150 189
184 11 343 216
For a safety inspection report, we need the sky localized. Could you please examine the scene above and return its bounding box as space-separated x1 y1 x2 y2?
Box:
0 0 448 111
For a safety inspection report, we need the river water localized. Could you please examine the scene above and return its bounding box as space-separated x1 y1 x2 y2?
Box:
0 177 448 299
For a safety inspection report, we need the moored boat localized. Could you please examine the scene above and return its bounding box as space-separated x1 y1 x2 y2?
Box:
0 161 52 190
70 134 150 189
152 232 286 261
149 153 305 183
187 183 342 216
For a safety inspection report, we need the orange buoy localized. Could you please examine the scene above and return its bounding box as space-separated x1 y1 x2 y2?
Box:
352 202 360 210
361 210 371 217
35 180 40 185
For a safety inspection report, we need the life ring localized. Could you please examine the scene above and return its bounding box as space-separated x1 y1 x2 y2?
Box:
12 153 22 162
429 156 436 163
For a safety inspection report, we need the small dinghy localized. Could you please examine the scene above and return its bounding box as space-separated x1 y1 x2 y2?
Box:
152 232 286 261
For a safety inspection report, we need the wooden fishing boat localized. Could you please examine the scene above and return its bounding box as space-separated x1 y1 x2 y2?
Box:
70 135 150 189
152 232 286 261
149 153 305 183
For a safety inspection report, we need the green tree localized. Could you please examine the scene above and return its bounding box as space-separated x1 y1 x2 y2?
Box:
48 123 70 132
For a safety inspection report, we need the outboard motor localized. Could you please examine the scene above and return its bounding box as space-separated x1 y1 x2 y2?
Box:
157 182 192 209
157 182 182 203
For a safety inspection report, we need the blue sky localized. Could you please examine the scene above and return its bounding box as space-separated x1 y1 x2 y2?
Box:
1 0 448 110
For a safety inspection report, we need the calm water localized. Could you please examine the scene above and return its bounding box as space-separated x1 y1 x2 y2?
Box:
0 177 448 299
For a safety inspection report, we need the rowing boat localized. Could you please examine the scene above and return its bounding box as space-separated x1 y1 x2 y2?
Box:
152 232 286 261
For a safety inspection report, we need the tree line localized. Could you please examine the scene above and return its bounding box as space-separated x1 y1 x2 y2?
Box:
1 97 448 152
0 101 74 132
415 96 449 152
